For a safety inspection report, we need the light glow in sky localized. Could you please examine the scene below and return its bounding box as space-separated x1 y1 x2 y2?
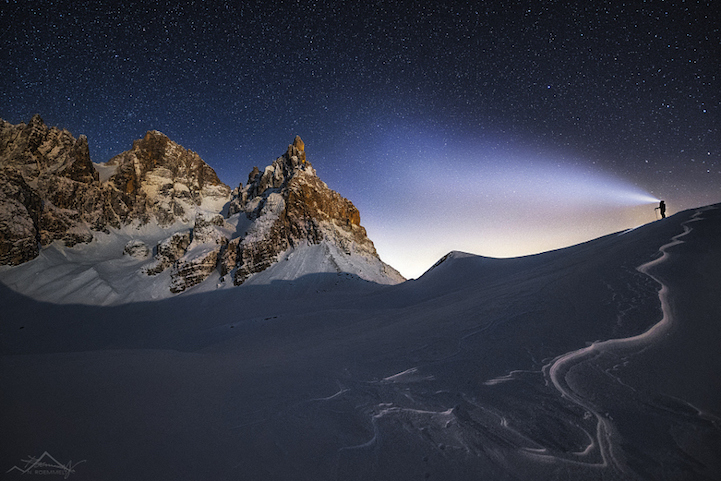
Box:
341 139 665 279
2 0 718 280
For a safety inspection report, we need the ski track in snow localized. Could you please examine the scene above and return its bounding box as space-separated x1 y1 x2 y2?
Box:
7 209 717 479
325 211 714 476
217 208 720 479
529 207 710 475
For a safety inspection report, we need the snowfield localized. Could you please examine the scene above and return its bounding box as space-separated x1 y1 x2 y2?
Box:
0 213 398 305
1 204 720 480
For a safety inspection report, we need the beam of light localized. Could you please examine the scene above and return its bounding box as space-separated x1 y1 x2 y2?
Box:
518 166 660 206
358 139 665 279
603 189 660 205
345 128 668 279
395 152 660 209
352 123 661 209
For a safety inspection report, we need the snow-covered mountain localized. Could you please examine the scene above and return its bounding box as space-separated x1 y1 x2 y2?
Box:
1 203 720 480
0 116 403 303
2 116 720 480
223 135 403 287
0 115 229 259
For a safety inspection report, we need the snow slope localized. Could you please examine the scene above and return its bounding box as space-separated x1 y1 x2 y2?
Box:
1 204 720 480
0 216 397 305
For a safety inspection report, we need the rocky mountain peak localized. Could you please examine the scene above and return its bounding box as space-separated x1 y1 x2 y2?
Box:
239 135 314 207
104 130 230 226
109 130 226 193
223 136 403 285
1 119 403 295
0 116 230 265
292 134 305 152
1 114 97 184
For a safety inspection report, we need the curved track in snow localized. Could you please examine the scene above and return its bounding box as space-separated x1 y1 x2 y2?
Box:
538 208 709 476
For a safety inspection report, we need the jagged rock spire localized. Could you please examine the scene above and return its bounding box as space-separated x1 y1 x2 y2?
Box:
223 136 403 285
1 120 403 291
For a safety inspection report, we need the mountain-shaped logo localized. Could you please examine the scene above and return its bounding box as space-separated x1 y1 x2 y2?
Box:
6 451 86 478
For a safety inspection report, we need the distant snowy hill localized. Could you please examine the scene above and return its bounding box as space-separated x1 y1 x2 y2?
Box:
0 116 402 303
1 203 720 480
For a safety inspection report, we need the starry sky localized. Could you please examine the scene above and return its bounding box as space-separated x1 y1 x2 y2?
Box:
1 0 719 278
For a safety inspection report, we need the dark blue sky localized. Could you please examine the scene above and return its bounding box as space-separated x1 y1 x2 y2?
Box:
2 0 719 276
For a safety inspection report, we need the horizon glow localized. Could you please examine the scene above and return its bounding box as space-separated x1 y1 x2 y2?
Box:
356 146 665 279
3 0 719 284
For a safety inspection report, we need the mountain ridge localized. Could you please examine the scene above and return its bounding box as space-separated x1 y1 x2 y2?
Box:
0 115 403 300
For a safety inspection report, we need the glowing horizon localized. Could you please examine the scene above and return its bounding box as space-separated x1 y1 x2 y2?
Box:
356 145 668 279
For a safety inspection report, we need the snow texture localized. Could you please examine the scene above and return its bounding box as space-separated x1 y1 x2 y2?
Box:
1 204 720 481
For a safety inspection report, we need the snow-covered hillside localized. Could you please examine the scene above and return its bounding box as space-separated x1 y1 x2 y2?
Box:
2 204 720 480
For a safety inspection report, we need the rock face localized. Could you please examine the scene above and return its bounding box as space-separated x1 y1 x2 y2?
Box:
1 116 403 295
123 239 151 259
106 130 230 226
168 212 231 292
225 136 404 285
144 231 193 275
0 115 230 267
0 168 42 264
170 247 222 293
0 115 102 260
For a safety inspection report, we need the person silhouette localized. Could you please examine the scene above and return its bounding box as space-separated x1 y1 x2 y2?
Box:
658 200 666 219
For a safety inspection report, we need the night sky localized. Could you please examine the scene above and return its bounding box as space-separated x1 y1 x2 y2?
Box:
2 0 719 278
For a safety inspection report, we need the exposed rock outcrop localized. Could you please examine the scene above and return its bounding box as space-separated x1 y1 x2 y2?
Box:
123 240 151 259
144 231 192 275
225 136 404 285
0 116 231 266
1 116 403 294
166 211 230 291
0 168 42 264
106 130 230 226
170 247 222 293
144 211 232 291
189 212 229 246
0 115 108 254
